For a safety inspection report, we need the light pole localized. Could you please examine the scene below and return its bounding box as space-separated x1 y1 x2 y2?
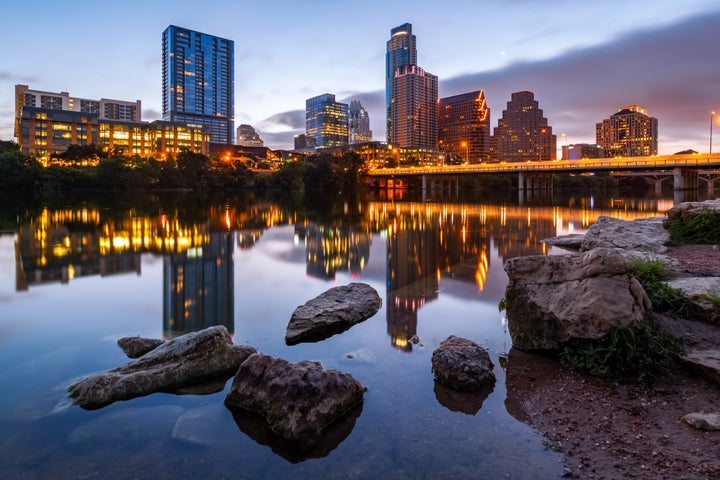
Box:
711 111 716 155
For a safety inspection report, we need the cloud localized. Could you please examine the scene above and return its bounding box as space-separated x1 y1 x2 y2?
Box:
257 129 303 149
142 108 162 120
143 55 161 67
260 109 305 130
0 72 38 82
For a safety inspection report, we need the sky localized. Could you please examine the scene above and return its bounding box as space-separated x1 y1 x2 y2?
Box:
1 0 719 155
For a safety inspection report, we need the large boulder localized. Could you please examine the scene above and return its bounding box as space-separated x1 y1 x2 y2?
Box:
68 326 256 409
666 199 720 224
504 248 652 351
431 336 496 392
285 283 382 345
580 216 669 253
224 353 365 440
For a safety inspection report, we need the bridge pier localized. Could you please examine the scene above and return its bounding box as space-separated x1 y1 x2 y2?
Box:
518 172 553 193
421 175 459 201
673 168 699 191
699 173 720 196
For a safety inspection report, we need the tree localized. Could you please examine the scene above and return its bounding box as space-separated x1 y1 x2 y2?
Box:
0 150 42 189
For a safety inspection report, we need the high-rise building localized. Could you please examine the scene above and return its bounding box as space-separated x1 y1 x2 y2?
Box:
236 124 263 147
305 93 349 150
438 90 491 163
162 25 234 144
386 23 417 142
389 65 438 149
596 105 658 157
491 91 556 162
14 85 140 140
348 99 372 144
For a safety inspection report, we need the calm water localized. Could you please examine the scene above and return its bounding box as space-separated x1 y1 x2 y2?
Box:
0 189 681 479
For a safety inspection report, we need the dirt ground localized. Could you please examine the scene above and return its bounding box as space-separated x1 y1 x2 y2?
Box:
507 244 720 479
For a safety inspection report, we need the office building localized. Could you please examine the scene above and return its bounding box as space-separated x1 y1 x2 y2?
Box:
305 93 349 150
438 90 491 163
562 143 605 160
162 25 234 144
236 124 263 147
348 99 372 144
389 65 438 149
14 84 140 140
491 91 556 162
596 105 658 157
386 23 417 141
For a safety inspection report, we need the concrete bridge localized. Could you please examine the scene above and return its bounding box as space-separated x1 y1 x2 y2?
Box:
366 153 720 196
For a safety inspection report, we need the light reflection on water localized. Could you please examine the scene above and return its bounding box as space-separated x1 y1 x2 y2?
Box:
0 192 673 479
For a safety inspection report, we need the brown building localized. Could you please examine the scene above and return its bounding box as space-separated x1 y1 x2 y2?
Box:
491 91 556 162
389 65 438 150
438 90 491 163
596 105 658 157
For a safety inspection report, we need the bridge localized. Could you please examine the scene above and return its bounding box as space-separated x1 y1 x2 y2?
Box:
367 153 720 196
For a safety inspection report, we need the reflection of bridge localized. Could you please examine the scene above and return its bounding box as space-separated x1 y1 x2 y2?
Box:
367 153 720 195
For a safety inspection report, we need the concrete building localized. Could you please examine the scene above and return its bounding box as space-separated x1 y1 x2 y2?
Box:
438 90 491 163
389 65 438 149
236 124 263 147
491 91 556 162
596 105 658 157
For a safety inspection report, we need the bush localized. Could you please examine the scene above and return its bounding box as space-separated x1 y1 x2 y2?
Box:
664 208 720 244
627 258 703 318
560 321 683 383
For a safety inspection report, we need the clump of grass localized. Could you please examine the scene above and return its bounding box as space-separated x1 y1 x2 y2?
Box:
628 258 702 318
664 208 720 244
560 321 684 383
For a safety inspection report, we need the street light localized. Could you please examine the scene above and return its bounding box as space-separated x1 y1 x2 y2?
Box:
461 141 468 164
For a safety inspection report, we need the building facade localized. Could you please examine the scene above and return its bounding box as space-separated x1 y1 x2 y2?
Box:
236 124 263 147
14 84 140 140
491 91 556 162
389 65 438 149
386 23 417 142
162 25 234 144
348 99 372 144
438 90 491 163
562 143 605 160
18 106 208 163
305 93 349 150
596 105 658 157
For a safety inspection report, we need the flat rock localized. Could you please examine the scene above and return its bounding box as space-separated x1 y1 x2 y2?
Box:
666 199 720 223
117 336 165 358
666 277 720 321
68 326 256 409
580 216 669 253
285 283 382 345
682 412 720 431
541 234 584 251
680 349 720 385
224 353 365 440
431 336 496 392
504 248 652 350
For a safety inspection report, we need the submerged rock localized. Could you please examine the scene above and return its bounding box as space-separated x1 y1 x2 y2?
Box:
431 336 495 392
224 353 365 440
504 248 652 350
69 405 184 444
68 326 256 409
117 336 165 358
285 283 382 345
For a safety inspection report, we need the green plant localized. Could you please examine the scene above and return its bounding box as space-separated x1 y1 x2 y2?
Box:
664 208 720 244
560 321 684 383
628 258 703 318
498 297 506 312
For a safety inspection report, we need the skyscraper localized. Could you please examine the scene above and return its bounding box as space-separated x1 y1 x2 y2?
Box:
596 105 658 157
491 91 556 162
236 124 263 147
438 90 491 163
386 23 417 142
348 99 372 144
305 93 349 150
389 65 438 149
162 25 234 144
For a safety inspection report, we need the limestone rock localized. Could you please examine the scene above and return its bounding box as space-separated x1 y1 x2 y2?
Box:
224 353 365 440
285 283 382 345
504 248 652 350
117 336 165 358
680 349 720 385
580 216 669 253
541 234 584 252
682 412 720 431
666 199 720 224
68 326 256 409
666 277 720 321
431 336 496 392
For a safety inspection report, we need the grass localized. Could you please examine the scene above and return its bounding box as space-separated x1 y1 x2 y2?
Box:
627 258 703 318
664 208 720 244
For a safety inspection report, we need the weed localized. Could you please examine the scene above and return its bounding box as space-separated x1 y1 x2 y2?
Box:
664 208 720 244
628 258 704 318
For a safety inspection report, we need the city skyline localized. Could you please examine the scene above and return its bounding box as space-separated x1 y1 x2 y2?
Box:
1 1 719 155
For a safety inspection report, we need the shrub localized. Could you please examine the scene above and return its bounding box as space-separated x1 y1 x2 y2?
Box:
664 208 720 244
628 258 703 318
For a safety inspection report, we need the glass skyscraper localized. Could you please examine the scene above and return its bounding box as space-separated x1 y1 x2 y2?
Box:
386 23 416 142
162 25 234 144
305 93 349 150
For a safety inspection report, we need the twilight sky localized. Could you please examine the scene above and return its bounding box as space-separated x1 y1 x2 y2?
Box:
1 0 719 155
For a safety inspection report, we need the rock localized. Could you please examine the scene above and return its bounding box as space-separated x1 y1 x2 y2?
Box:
666 277 720 321
580 216 669 254
68 326 256 409
682 412 720 431
285 283 382 345
504 248 652 350
431 336 496 392
680 349 720 385
541 234 585 251
171 404 230 446
666 199 720 224
224 353 365 440
117 336 165 358
69 405 184 444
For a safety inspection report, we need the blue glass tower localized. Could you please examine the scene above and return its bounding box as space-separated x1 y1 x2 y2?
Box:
163 25 234 144
305 93 349 149
386 23 416 142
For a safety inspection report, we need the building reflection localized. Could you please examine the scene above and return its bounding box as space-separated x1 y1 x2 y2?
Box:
163 231 234 338
295 223 371 280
